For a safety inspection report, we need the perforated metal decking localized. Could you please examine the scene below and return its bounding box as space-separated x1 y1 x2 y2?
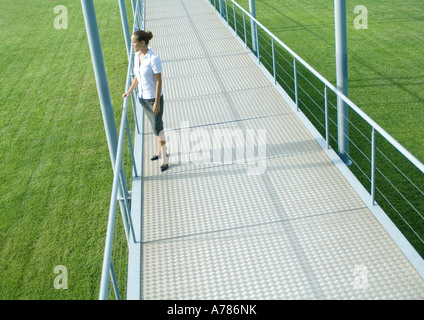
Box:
138 0 424 299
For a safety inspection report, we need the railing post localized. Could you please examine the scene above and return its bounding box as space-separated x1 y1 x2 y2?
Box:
335 0 350 165
131 0 136 16
110 263 121 300
134 0 143 31
371 127 376 205
249 0 258 57
130 94 140 135
325 85 329 149
81 0 118 169
243 12 247 49
118 0 132 61
219 0 225 18
125 115 138 177
225 0 229 24
233 3 237 35
255 27 260 65
272 38 276 85
294 57 299 112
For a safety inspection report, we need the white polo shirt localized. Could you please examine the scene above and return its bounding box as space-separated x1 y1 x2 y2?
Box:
134 48 163 100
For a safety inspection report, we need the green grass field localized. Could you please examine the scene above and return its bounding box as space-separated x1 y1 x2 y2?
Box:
237 0 424 163
0 0 131 299
1 0 423 300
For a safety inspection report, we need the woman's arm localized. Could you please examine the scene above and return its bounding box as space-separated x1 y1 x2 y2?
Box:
152 73 162 115
122 77 139 99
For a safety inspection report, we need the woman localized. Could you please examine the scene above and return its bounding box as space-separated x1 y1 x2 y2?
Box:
123 30 168 172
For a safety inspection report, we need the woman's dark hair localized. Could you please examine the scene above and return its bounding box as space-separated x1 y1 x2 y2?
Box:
133 30 153 45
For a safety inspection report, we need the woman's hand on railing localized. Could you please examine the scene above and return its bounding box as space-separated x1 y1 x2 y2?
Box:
123 78 138 100
122 92 130 100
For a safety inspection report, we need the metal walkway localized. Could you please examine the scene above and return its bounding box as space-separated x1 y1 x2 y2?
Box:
138 0 424 299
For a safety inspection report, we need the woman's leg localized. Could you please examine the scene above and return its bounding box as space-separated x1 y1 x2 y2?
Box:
156 132 168 166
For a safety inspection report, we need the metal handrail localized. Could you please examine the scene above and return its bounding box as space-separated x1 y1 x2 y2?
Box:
98 48 135 300
98 0 144 300
217 0 424 175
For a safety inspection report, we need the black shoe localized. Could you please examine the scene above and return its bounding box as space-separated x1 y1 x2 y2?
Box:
151 153 169 161
160 164 169 172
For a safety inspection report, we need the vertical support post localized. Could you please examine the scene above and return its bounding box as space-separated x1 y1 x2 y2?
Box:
371 128 376 205
324 85 329 149
272 38 276 85
294 57 299 112
219 0 225 18
81 0 118 169
140 0 146 31
125 115 138 177
249 0 258 56
131 0 136 17
109 263 121 300
225 0 229 24
243 12 247 49
335 0 350 165
233 3 237 35
118 0 132 61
